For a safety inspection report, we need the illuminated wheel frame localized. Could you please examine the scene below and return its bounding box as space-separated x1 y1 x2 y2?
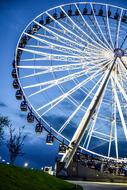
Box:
13 2 127 162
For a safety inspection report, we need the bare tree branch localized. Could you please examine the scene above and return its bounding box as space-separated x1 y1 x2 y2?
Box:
6 125 26 165
0 114 10 145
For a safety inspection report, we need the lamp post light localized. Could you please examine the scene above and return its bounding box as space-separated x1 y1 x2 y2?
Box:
24 162 28 168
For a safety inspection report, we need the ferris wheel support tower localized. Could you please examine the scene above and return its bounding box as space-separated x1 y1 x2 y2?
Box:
61 56 119 169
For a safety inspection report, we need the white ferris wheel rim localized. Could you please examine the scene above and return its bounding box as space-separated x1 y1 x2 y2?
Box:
15 2 127 162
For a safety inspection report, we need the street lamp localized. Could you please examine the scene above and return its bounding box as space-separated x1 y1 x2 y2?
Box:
24 162 28 167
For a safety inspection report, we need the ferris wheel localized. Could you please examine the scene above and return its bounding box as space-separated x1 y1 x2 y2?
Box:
11 2 127 167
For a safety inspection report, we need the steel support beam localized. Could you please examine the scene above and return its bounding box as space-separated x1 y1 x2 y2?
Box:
61 57 117 169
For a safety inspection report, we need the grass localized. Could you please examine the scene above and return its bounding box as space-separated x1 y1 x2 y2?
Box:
0 164 82 190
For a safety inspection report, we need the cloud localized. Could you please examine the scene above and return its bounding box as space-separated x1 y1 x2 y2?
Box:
0 102 8 108
18 113 26 119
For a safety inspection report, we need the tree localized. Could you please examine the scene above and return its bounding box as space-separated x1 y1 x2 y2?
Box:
7 125 26 165
0 114 10 145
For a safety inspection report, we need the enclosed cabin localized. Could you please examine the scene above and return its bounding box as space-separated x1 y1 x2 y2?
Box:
11 68 17 78
39 18 44 25
20 35 27 46
33 24 38 32
15 89 23 100
13 79 19 89
18 40 25 48
60 11 65 18
12 60 15 68
20 101 28 112
83 8 88 15
27 28 33 35
27 112 34 123
122 15 127 22
114 12 119 20
90 8 96 15
75 9 80 16
108 10 111 17
46 133 54 145
35 123 43 134
58 143 67 154
53 13 58 19
68 9 72 16
46 16 51 24
98 8 103 16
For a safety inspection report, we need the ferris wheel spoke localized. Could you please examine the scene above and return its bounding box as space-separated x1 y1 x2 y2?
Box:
23 58 111 90
87 15 106 46
23 70 86 89
118 61 127 82
28 63 108 112
111 77 127 141
18 62 101 79
36 31 105 54
33 20 84 49
119 57 127 71
47 21 85 47
26 45 79 56
115 9 123 48
41 73 106 117
18 63 86 79
120 31 127 49
38 71 104 113
25 31 83 54
105 5 114 48
18 47 85 62
112 73 127 104
58 73 104 134
48 22 107 54
60 6 110 51
26 44 80 56
75 3 112 51
24 35 82 55
85 79 107 150
20 59 112 102
118 62 127 97
25 43 104 58
20 57 82 63
46 11 109 52
46 11 88 46
20 53 108 64
90 3 113 50
81 45 107 54
101 17 112 48
39 71 104 116
18 55 110 70
93 131 114 139
26 59 112 99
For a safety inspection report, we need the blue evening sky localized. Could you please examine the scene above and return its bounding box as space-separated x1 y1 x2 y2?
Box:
0 0 127 169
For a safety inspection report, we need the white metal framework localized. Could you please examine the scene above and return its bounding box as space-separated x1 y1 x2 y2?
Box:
14 2 127 166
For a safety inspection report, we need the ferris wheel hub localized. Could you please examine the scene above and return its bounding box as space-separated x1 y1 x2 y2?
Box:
114 48 124 58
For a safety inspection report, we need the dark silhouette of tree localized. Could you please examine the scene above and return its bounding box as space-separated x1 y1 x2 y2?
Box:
0 114 10 145
7 125 26 165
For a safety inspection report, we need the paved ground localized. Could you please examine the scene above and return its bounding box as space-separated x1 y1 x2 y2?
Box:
67 180 127 190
